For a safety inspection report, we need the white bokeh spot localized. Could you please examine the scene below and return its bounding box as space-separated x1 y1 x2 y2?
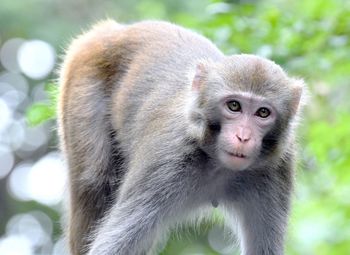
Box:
0 38 25 72
27 151 67 206
18 40 55 80
0 235 33 255
0 99 12 134
8 163 33 201
0 145 14 179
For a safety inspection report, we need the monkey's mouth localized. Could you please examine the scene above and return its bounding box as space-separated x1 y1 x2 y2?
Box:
225 151 247 159
219 149 251 170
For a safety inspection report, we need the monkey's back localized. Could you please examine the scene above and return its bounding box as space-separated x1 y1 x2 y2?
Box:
59 19 223 156
58 20 224 253
105 20 224 153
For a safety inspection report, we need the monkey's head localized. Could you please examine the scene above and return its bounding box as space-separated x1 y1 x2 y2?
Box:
187 54 306 171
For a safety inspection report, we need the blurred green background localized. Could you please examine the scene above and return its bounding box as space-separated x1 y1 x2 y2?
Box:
0 0 349 254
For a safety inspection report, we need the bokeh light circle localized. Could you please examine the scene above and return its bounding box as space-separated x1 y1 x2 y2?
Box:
27 151 67 206
18 40 55 80
207 225 236 254
0 145 14 179
8 163 33 201
0 99 12 134
0 38 24 72
0 235 33 255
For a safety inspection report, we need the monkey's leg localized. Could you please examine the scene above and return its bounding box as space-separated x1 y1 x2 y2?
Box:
64 133 124 255
87 165 194 255
224 170 292 255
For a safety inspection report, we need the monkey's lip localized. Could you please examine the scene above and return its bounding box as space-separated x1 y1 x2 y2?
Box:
224 150 247 159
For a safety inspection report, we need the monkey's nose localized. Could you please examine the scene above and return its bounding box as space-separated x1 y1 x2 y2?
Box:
236 127 252 143
236 134 250 143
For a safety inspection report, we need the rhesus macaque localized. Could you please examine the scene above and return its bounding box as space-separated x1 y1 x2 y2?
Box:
58 19 307 255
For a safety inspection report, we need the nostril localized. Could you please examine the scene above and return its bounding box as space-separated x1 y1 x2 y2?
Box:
236 134 250 143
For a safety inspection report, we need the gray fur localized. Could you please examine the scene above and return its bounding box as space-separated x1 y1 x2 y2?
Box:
58 20 305 255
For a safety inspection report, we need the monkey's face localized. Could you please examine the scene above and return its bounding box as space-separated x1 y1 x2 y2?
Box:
213 92 277 171
190 54 305 171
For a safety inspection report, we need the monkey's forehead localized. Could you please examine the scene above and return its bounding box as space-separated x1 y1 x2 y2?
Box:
221 54 285 76
213 55 293 95
223 54 282 70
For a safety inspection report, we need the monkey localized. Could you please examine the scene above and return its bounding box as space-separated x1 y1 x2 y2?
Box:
58 19 307 255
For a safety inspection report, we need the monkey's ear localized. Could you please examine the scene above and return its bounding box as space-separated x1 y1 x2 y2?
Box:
192 62 208 91
290 78 308 115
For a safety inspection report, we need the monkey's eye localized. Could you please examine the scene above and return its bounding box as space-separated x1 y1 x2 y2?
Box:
256 107 270 118
227 100 241 112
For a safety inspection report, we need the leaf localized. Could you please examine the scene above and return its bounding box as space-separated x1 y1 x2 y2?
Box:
26 82 58 126
26 103 55 126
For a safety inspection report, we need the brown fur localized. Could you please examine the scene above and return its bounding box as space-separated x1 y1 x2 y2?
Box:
58 20 306 255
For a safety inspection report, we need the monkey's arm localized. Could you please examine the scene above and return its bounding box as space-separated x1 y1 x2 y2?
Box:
87 163 195 255
224 164 293 255
88 197 162 255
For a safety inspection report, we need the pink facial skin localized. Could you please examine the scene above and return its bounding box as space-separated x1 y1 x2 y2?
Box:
217 93 277 171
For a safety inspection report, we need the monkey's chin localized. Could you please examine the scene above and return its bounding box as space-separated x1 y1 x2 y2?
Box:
218 150 252 171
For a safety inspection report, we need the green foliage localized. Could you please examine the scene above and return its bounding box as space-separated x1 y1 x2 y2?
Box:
26 83 58 126
7 0 350 254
